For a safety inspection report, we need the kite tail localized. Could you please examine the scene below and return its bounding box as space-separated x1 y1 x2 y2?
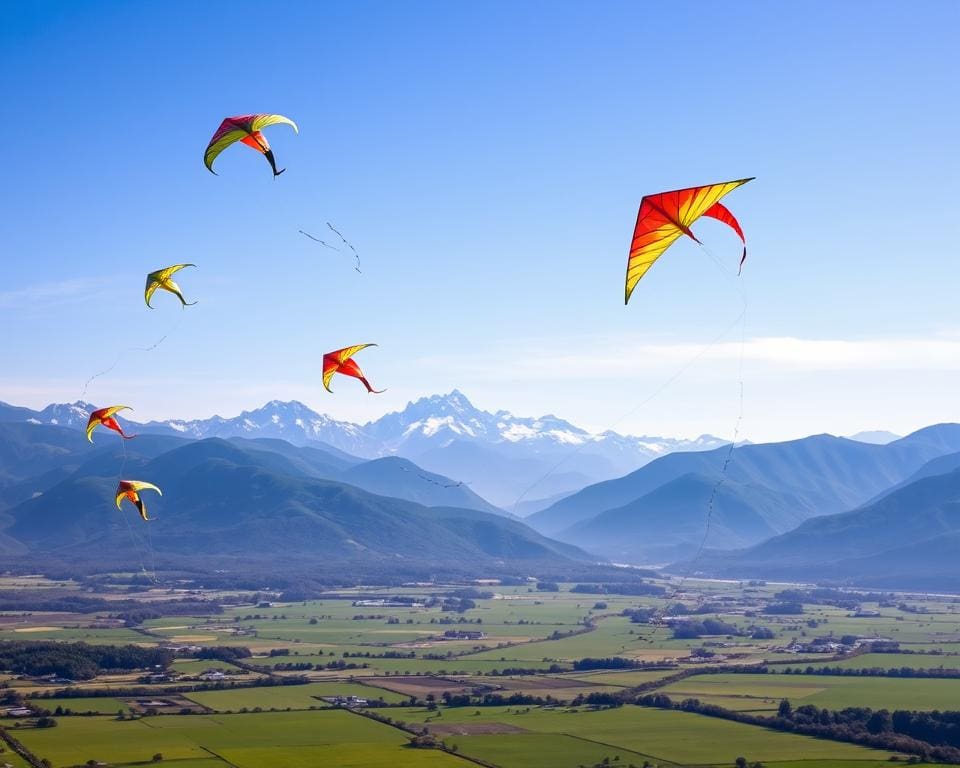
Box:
738 247 747 276
119 430 137 441
362 378 386 394
265 149 285 177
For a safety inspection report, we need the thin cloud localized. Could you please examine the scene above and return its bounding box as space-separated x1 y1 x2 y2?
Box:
411 333 960 381
0 276 118 309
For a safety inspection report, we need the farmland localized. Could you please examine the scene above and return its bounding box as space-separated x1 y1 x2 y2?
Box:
0 578 958 767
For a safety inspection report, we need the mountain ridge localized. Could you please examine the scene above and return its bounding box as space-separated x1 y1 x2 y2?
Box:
0 393 727 507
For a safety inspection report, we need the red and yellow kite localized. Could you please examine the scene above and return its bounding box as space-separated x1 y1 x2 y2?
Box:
625 178 753 304
115 480 161 521
323 344 384 394
204 114 299 177
145 264 196 308
86 406 136 442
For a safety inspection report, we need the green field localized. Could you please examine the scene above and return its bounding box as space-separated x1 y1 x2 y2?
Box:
450 733 658 768
171 659 248 675
28 696 131 714
183 681 410 710
14 710 465 768
393 704 899 764
661 672 960 711
0 627 150 644
564 668 679 686
804 652 960 670
4 581 960 766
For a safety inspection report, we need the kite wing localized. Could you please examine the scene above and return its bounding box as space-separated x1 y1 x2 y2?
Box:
86 405 132 442
625 178 753 304
204 114 298 174
250 114 299 134
204 120 250 174
702 201 748 273
323 343 381 393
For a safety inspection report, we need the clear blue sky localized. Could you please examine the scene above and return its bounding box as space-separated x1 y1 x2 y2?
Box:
2 1 958 441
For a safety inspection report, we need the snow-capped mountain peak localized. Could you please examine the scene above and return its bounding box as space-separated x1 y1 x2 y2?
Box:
3 393 729 508
34 401 95 428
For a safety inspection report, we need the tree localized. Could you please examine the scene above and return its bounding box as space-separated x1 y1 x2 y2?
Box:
152 753 164 762
736 757 748 768
778 699 792 717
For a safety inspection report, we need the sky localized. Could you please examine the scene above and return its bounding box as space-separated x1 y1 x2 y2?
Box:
1 1 958 443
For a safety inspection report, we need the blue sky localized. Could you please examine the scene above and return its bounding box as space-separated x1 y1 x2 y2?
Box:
2 1 958 442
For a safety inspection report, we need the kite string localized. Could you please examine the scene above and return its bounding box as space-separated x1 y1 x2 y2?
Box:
116 439 152 582
80 313 187 401
647 241 748 636
509 297 747 518
298 223 362 273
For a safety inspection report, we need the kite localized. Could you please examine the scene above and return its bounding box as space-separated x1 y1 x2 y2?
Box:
323 344 384 394
145 264 196 308
115 480 161 521
625 178 753 304
86 406 136 442
204 114 299 177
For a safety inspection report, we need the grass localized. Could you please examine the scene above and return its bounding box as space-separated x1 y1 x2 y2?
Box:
563 669 679 687
183 681 410 710
392 704 899 763
449 732 659 768
0 627 150 644
661 672 960 711
6 584 960 767
28 696 131 714
14 709 462 767
170 659 247 675
804 652 960 670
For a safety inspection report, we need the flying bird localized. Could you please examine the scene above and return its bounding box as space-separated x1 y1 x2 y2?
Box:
323 344 384 394
625 178 753 304
204 114 298 177
115 480 161 521
145 264 196 308
86 406 136 442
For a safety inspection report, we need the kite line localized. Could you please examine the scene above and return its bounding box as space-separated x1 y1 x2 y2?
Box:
300 222 362 272
80 313 186 400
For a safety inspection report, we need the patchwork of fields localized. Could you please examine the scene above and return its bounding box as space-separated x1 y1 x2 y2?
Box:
1 579 959 767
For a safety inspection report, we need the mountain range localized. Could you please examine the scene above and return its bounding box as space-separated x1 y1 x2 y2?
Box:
6 396 960 590
692 464 960 589
0 393 727 509
527 424 960 569
0 421 593 575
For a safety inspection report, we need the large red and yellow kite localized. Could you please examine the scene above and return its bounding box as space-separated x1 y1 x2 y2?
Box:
625 178 753 304
86 406 136 442
323 344 384 394
204 114 298 177
115 480 161 522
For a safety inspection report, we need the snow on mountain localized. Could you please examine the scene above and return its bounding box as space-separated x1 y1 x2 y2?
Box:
363 390 723 461
40 401 95 428
0 393 726 505
139 400 376 456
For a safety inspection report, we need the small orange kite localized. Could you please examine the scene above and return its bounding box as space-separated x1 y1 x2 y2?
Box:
86 406 136 442
323 344 384 394
115 480 161 521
